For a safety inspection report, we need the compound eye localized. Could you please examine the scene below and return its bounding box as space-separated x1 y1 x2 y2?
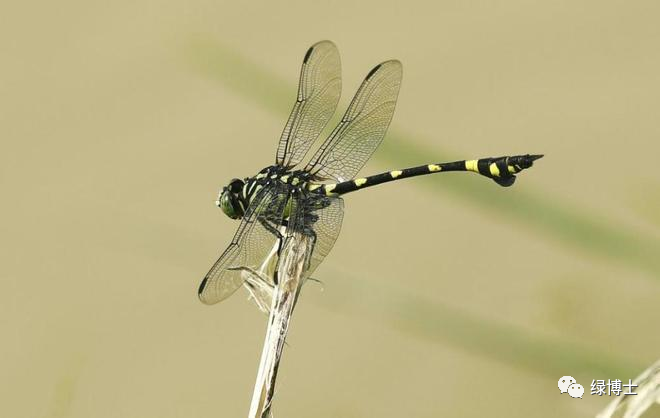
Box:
229 178 244 193
219 191 244 219
219 192 235 218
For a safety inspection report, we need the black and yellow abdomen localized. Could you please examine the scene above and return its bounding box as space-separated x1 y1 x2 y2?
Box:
310 154 543 196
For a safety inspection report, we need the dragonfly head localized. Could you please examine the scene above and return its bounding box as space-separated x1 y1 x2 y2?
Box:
217 178 246 220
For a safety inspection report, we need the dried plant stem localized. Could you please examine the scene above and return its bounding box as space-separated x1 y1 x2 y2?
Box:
248 233 311 418
597 359 660 418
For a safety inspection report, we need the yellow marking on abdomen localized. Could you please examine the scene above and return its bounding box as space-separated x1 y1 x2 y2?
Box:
354 178 367 187
465 160 479 173
508 165 519 174
291 178 300 185
390 170 403 178
324 184 337 195
489 163 500 177
428 164 441 172
308 184 321 192
280 175 290 182
256 173 267 179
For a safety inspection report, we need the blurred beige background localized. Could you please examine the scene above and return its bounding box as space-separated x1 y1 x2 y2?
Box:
2 1 660 417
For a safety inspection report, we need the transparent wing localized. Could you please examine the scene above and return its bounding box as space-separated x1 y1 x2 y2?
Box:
274 192 344 310
276 40 342 169
241 193 344 313
303 194 344 276
282 192 344 277
305 60 402 182
198 183 289 305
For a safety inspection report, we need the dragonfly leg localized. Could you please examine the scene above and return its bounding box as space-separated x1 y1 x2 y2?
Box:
259 217 285 241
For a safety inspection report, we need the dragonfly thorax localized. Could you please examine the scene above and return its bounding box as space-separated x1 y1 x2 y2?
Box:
216 166 312 220
253 166 313 188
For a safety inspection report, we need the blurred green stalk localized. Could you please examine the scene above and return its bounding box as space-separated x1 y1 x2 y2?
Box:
323 270 641 379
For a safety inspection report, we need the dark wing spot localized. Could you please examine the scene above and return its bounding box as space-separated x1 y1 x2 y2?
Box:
303 46 314 63
366 63 382 80
198 276 209 295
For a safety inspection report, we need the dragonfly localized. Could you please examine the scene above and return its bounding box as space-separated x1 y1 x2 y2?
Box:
198 40 542 309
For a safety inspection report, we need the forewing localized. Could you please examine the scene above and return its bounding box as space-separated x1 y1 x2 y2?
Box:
198 183 289 305
276 40 342 169
305 60 402 182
